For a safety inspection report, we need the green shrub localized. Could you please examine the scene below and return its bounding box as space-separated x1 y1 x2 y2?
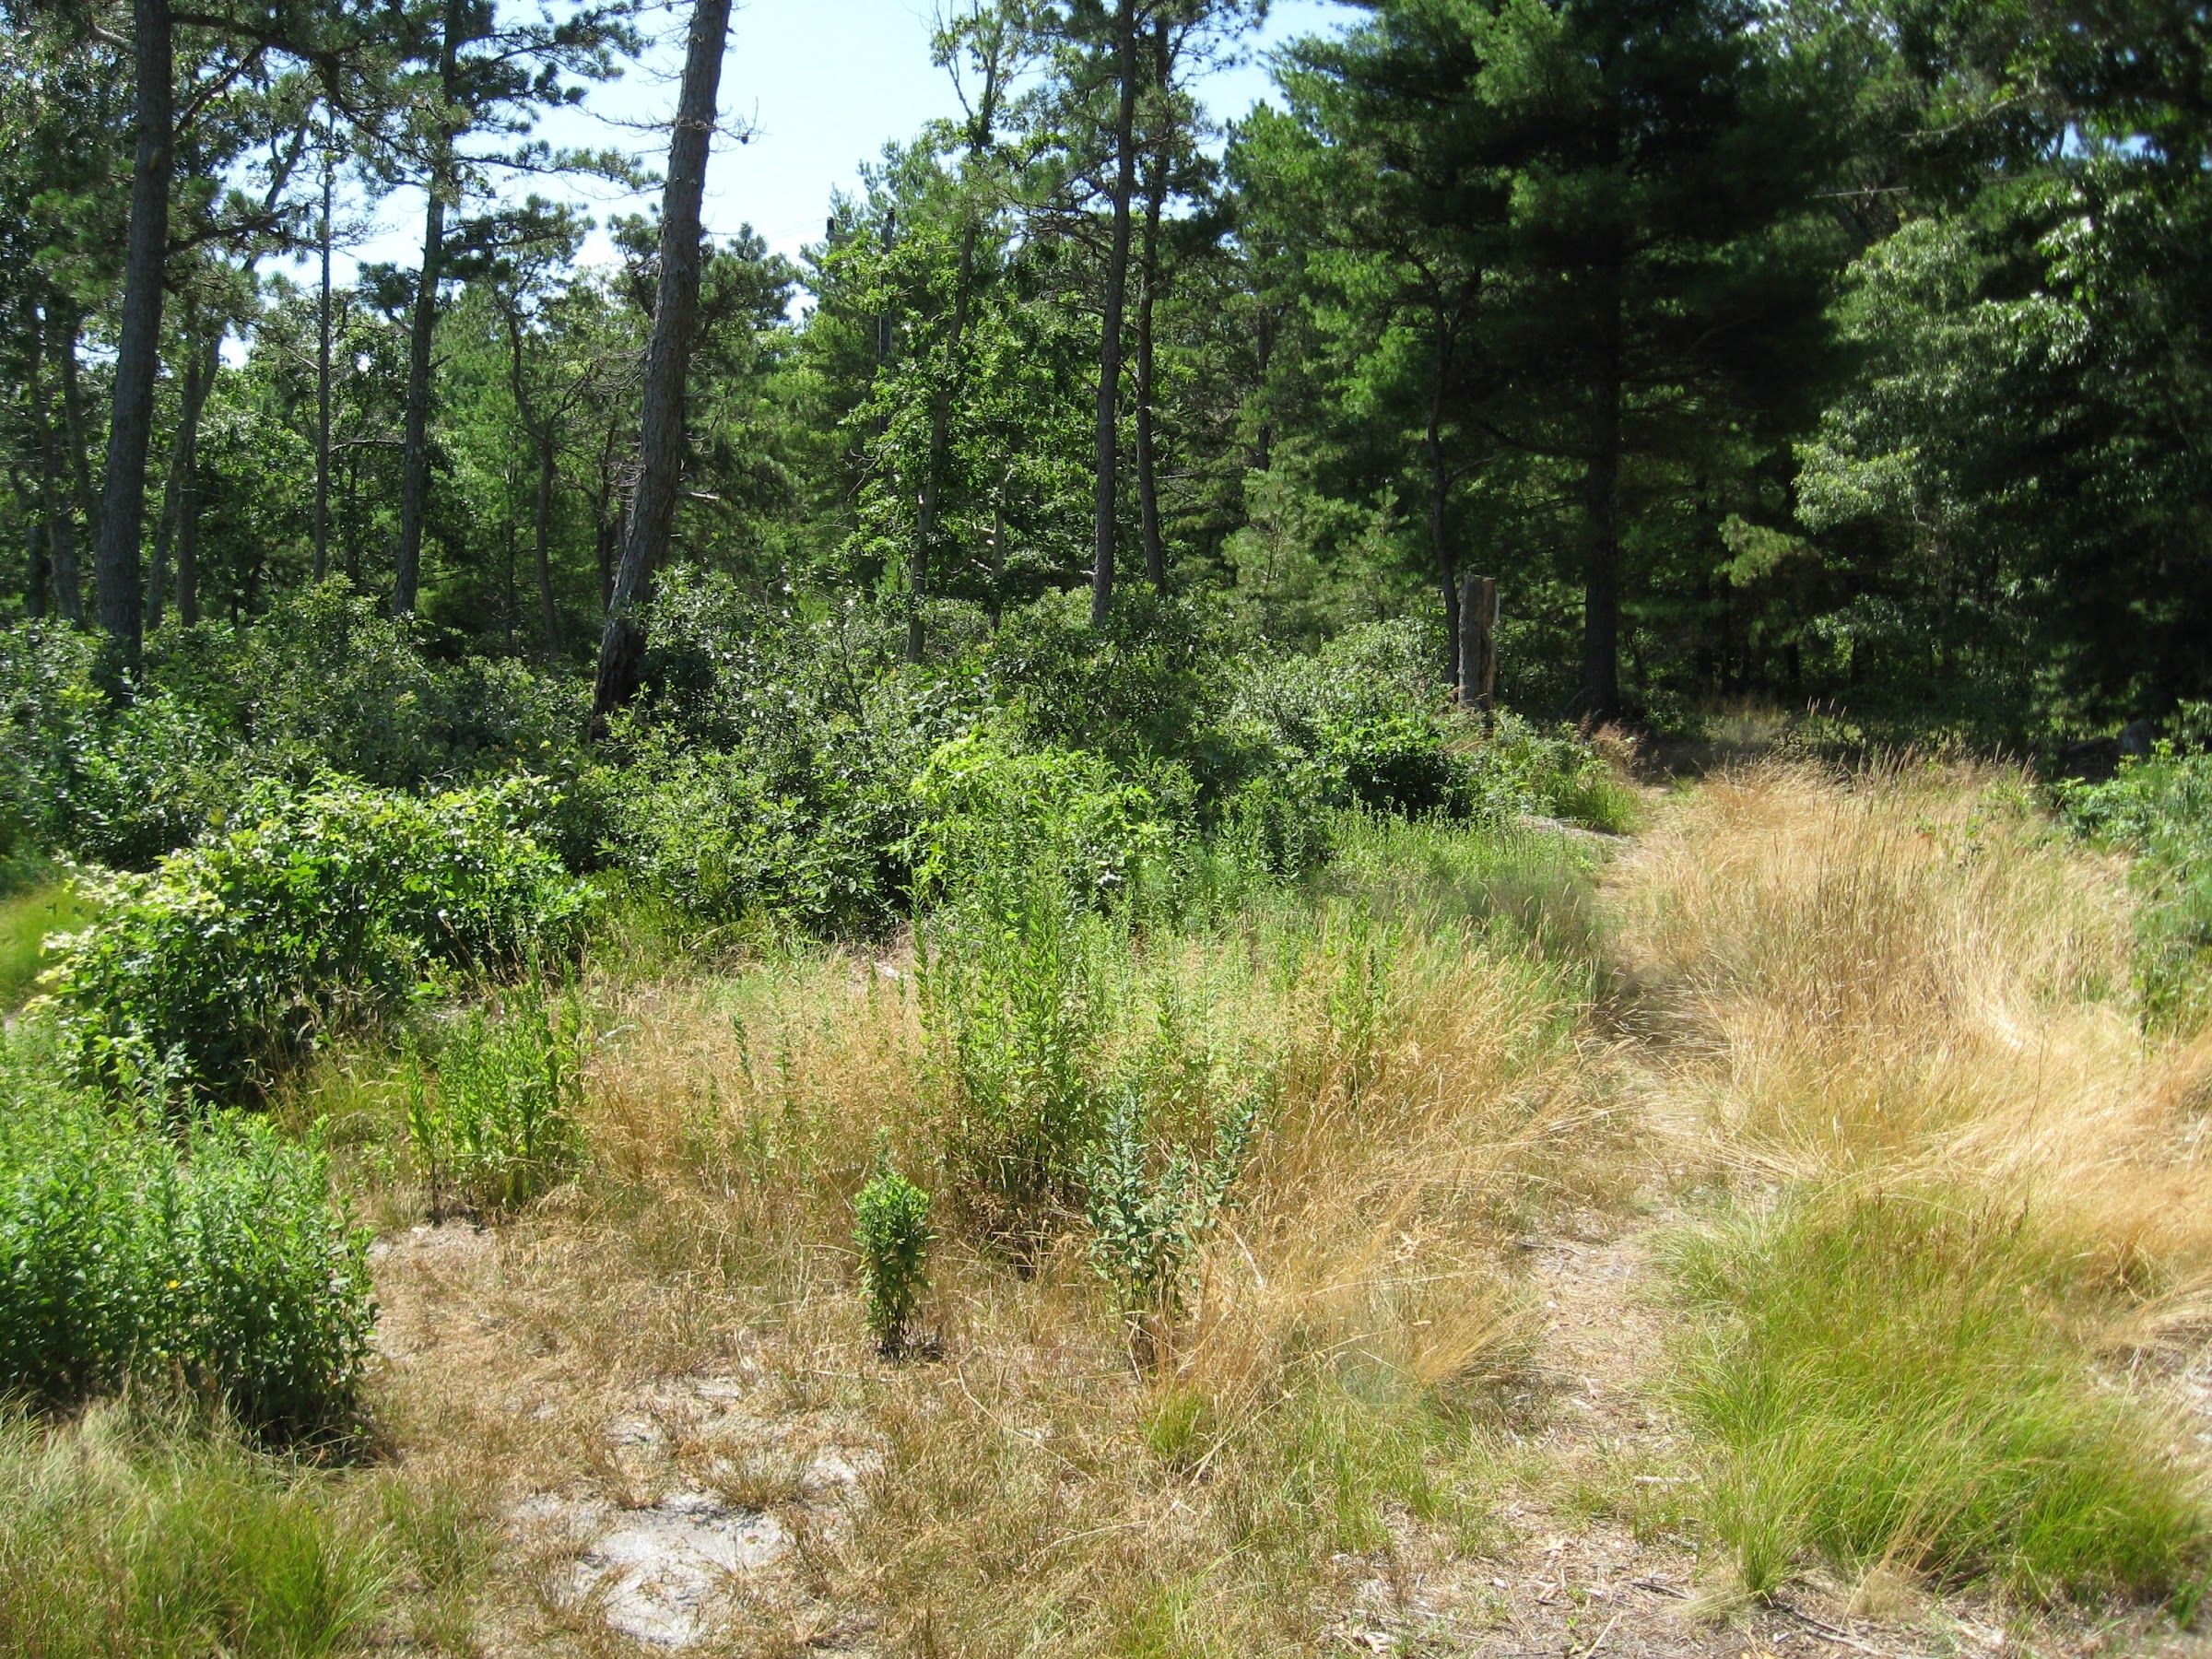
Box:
2057 712 2212 1027
910 734 1175 912
45 775 589 1101
985 589 1229 776
405 978 586 1219
1454 712 1641 831
601 573 978 933
912 738 1170 1241
0 1037 374 1435
1672 1193 2206 1603
0 1401 389 1658
853 1157 934 1357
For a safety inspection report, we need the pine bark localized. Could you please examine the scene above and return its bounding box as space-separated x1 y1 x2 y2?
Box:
394 0 465 616
151 314 218 629
1088 0 1140 628
93 0 174 677
590 0 734 733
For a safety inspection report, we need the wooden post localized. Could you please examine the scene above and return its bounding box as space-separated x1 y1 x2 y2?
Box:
1458 572 1499 718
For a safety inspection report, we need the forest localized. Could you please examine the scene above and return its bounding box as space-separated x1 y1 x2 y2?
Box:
3 0 2212 1655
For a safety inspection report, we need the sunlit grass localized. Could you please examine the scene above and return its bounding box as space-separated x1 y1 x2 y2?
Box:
0 880 92 1007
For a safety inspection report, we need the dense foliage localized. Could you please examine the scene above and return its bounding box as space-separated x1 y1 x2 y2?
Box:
46 774 588 1100
0 1038 373 1435
3 0 2206 744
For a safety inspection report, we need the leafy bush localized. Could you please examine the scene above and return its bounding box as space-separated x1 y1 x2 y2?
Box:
45 776 589 1101
2057 709 2212 1027
0 1402 390 1659
0 625 240 869
0 1040 374 1435
601 574 978 933
0 592 587 874
853 1157 934 1358
405 978 586 1219
1453 712 1641 831
1672 1194 2206 1603
984 589 1230 777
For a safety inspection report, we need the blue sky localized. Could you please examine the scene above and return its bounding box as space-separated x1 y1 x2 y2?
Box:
314 0 1347 291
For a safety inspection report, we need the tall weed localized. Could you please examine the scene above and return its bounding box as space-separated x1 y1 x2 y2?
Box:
404 976 587 1220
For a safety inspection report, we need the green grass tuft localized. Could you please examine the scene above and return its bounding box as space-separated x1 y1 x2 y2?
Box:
1671 1193 2208 1605
0 1402 388 1659
0 881 93 1009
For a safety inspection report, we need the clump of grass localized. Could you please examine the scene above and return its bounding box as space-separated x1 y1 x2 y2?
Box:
0 1401 388 1658
1671 1192 2207 1604
0 879 93 1008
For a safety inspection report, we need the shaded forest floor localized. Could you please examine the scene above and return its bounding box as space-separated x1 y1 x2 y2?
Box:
349 762 2212 1657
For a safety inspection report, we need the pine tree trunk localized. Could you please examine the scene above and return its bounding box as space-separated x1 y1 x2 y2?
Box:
1135 182 1164 594
590 0 734 733
394 0 465 617
29 306 85 626
151 313 218 629
394 186 446 615
314 140 335 582
1135 17 1171 595
534 430 559 653
1089 0 1140 628
1428 322 1457 691
92 0 173 678
56 307 98 539
1581 267 1623 718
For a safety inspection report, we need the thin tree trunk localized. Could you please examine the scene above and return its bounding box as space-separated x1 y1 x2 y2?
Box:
153 321 218 632
314 135 335 581
56 306 99 538
1089 0 1140 628
1135 16 1171 594
1134 192 1164 594
533 431 559 652
590 0 734 733
28 306 85 625
394 0 465 617
911 218 977 664
11 466 44 620
1428 319 1457 691
500 302 563 653
93 0 173 677
394 184 446 615
1581 265 1623 718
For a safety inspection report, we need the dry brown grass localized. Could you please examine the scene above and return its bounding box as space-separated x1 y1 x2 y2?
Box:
1611 759 2212 1318
346 840 1626 1654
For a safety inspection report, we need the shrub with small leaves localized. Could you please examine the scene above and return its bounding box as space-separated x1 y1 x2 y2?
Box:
853 1159 934 1358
